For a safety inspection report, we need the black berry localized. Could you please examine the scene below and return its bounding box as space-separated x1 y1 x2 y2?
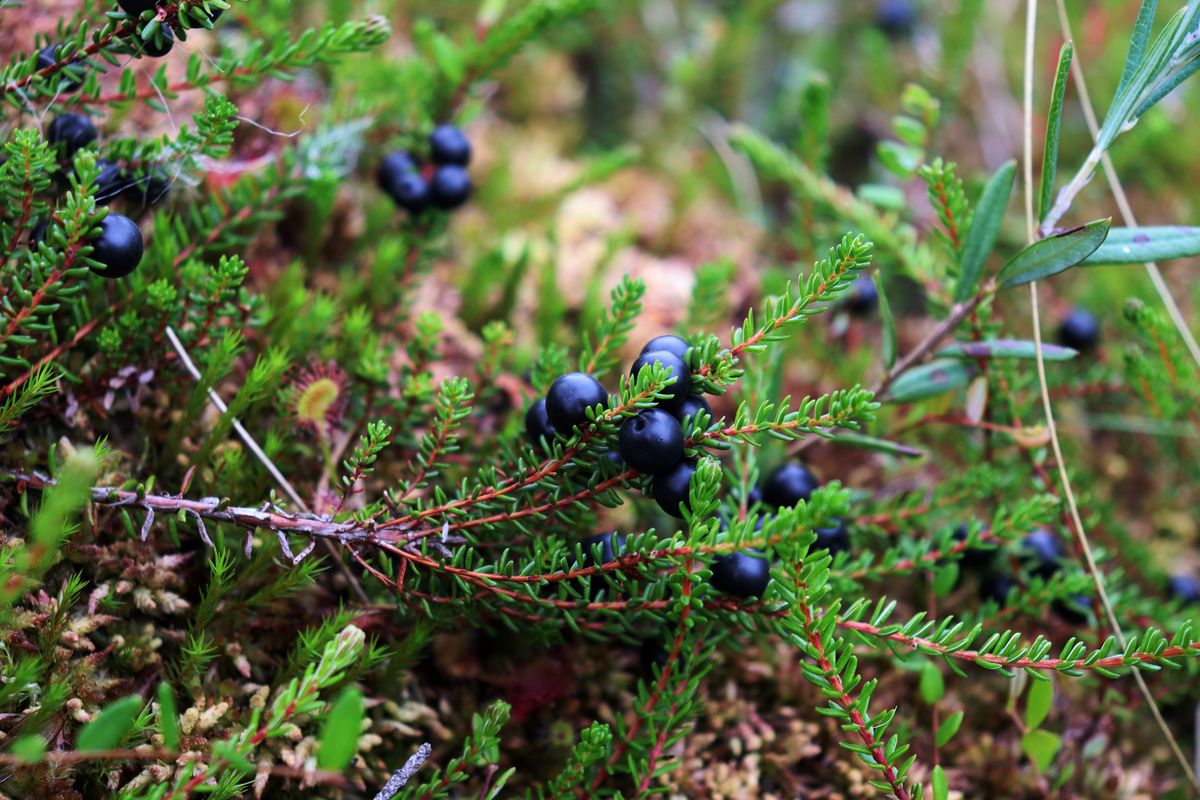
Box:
813 518 850 556
876 0 916 38
37 45 85 93
1051 594 1092 626
844 274 878 316
47 114 97 157
128 170 171 206
709 550 771 598
952 523 994 570
1057 308 1100 353
979 572 1017 605
1020 529 1065 580
762 462 820 508
671 394 711 425
89 214 143 278
140 27 174 58
1168 574 1200 605
630 350 690 410
746 486 764 507
641 334 690 361
524 398 556 446
93 160 132 205
618 408 684 475
29 220 49 247
544 372 607 432
652 458 696 518
577 531 625 568
429 124 472 166
387 172 431 214
117 0 160 16
430 165 472 210
377 151 417 195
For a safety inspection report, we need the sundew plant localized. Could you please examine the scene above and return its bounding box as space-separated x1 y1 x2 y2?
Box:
1 0 1200 798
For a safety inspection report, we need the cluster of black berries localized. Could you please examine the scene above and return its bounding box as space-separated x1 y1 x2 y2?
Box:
39 113 151 279
377 125 473 215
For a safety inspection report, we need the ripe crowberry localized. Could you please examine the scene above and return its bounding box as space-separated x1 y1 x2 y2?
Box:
524 398 556 446
93 160 132 205
618 408 684 475
47 114 97 157
1057 308 1100 353
952 523 994 570
652 458 696 518
762 462 819 508
128 170 171 206
672 394 712 425
978 572 1017 605
630 350 690 409
578 531 625 568
641 334 691 361
429 124 472 166
430 165 472 210
875 0 916 38
388 172 431 214
36 45 85 92
844 274 878 316
709 550 771 598
814 518 850 556
1020 528 1065 580
377 151 418 194
544 372 607 432
89 214 143 278
1052 594 1092 625
117 0 159 16
1168 574 1200 605
140 27 174 58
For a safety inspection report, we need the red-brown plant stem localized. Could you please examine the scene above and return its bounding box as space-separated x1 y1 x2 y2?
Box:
1 313 105 398
0 150 36 272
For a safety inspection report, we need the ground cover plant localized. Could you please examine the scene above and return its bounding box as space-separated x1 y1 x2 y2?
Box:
1 0 1200 797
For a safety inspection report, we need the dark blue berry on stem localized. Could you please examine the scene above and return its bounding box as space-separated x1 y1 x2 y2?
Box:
89 214 143 278
813 518 850 556
762 462 820 508
388 172 431 214
117 0 160 16
577 532 625 568
952 523 994 570
140 27 174 58
47 114 97 157
430 165 472 210
128 170 171 206
1057 308 1100 353
709 550 771 598
1020 528 1065 580
545 372 607 432
652 458 696 518
37 45 85 92
429 124 472 166
979 572 1017 605
93 160 132 205
377 151 418 194
671 395 711 425
618 408 684 475
630 350 690 410
1168 574 1200 605
641 334 691 361
1052 594 1092 625
844 274 878 316
524 398 556 446
876 0 916 38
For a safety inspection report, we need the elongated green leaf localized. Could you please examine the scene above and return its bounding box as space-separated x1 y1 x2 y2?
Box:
919 663 945 703
1081 226 1200 265
887 359 973 404
1115 0 1159 100
1021 729 1061 772
1025 678 1054 729
1039 43 1073 223
932 766 949 800
76 695 143 752
935 710 964 747
998 219 1111 287
157 682 180 751
317 687 364 771
955 160 1016 302
936 340 1077 362
874 271 897 369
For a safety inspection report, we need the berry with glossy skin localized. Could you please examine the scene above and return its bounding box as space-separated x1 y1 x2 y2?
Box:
93 160 132 205
524 398 556 446
1057 308 1100 353
1168 574 1200 605
47 114 97 157
140 27 174 58
876 0 916 38
128 170 170 206
641 334 690 361
89 214 143 278
672 394 712 425
652 458 696 518
814 518 851 556
429 124 472 166
430 165 472 210
630 350 690 409
387 172 431 214
709 550 771 598
762 462 820 508
618 408 684 475
377 151 418 195
979 572 1017 605
1052 594 1092 625
844 274 878 316
575 531 625 599
952 523 994 570
37 45 85 92
545 372 607 432
117 0 159 16
1020 528 1065 579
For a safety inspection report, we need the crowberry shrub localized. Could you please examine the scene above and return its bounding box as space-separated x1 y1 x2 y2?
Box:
1 1 1200 798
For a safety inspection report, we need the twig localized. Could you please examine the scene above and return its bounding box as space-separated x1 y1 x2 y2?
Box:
373 743 432 800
